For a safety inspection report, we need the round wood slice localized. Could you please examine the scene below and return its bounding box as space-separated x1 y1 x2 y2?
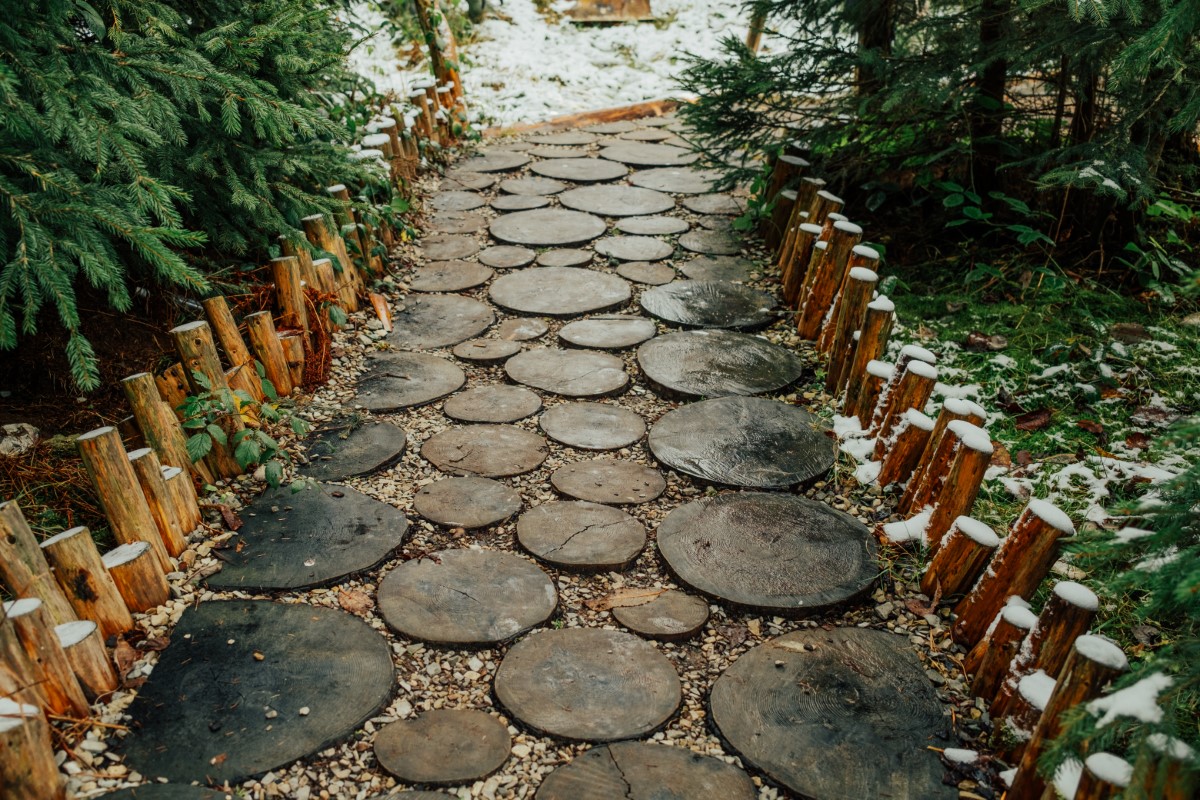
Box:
491 141 535 151
409 261 494 293
529 131 599 146
629 167 722 195
518 500 645 570
637 330 805 397
494 628 680 741
443 385 542 423
657 493 877 614
711 628 955 800
431 192 486 212
479 245 536 269
537 248 592 267
506 349 629 397
500 176 569 196
600 143 698 167
451 338 522 364
697 215 734 231
594 236 673 262
640 281 778 329
617 261 676 285
356 352 466 412
678 230 741 256
530 145 591 159
682 194 747 215
387 294 494 350
679 255 759 283
413 477 522 529
619 128 674 142
551 458 665 505
301 419 407 482
539 402 646 450
532 158 629 183
422 425 549 478
648 397 835 488
378 550 556 645
460 151 531 173
490 208 607 247
490 267 631 317
428 210 488 234
96 786 229 800
497 318 550 341
443 170 497 190
558 315 657 350
418 234 480 262
375 710 511 785
639 115 677 127
586 121 638 134
120 601 392 785
611 591 709 641
491 195 551 212
536 741 754 800
558 186 674 217
616 215 690 235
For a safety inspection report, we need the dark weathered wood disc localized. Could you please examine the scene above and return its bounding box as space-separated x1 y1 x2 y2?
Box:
600 143 698 167
531 158 629 183
629 167 722 195
536 742 754 800
679 255 759 283
657 493 877 614
413 476 523 529
538 402 646 449
418 234 481 261
387 294 494 350
678 229 741 256
428 210 488 234
529 131 599 146
558 315 657 350
95 786 229 799
460 151 532 173
431 192 486 212
499 176 569 196
120 601 392 785
530 145 591 159
479 245 536 269
490 267 631 317
611 591 710 641
648 397 835 488
637 330 805 397
497 318 550 341
517 500 645 570
443 385 542 423
551 458 665 505
495 628 680 741
617 261 676 285
378 550 556 645
443 169 498 190
558 186 674 217
594 236 673 262
586 121 638 134
697 215 734 231
640 281 778 329
451 338 522 364
616 215 690 235
409 261 494 293
492 195 550 212
506 349 628 397
619 128 674 142
375 710 511 785
422 425 548 478
301 419 407 481
489 208 606 247
356 352 465 412
682 194 747 215
711 628 954 800
537 248 592 267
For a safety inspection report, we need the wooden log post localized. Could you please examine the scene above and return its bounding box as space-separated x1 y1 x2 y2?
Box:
0 698 66 800
302 214 360 311
224 364 262 425
367 117 404 185
797 221 863 340
841 296 894 412
821 264 879 390
923 421 993 550
408 88 435 144
780 223 825 306
1135 735 1196 800
1 598 89 717
328 183 384 276
1008 635 1128 800
0 609 49 710
1073 752 1132 800
921 516 1000 598
279 332 306 389
270 256 310 333
745 5 767 52
899 398 987 516
116 416 145 450
127 448 187 558
967 598 1037 696
279 234 322 297
155 362 190 417
818 245 881 355
868 344 937 436
952 499 1076 645
793 209 847 308
325 183 370 276
1004 669 1056 758
776 176 825 265
244 312 294 398
168 321 245 479
765 188 797 251
201 296 254 370
871 360 939 455
846 359 894 426
0 502 76 624
40 526 133 639
122 372 213 485
161 466 200 535
102 542 170 613
55 620 117 701
876 409 934 488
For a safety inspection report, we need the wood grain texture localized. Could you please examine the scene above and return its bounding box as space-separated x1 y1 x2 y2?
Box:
422 425 549 478
536 742 754 800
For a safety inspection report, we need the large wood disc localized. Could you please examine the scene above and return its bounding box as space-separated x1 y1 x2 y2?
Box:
422 425 548 478
611 591 710 641
479 245 536 269
617 261 676 285
378 550 556 645
711 628 954 800
517 500 645 570
418 234 481 261
539 402 646 450
95 786 229 800
529 131 599 146
682 194 747 215
387 294 494 350
637 330 805 397
678 229 742 256
375 710 511 785
657 493 877 614
640 281 778 329
497 318 550 341
451 338 522 364
679 255 760 283
600 143 698 167
558 315 657 350
536 742 754 800
494 628 680 742
616 215 690 235
440 171 496 191
594 236 674 262
460 151 531 172
506 349 629 397
531 158 629 183
356 352 465 412
648 396 835 488
537 248 592 267
120 601 393 785
490 267 631 317
443 385 543 423
499 176 569 196
428 210 488 234
586 121 638 134
489 208 606 247
431 192 485 212
628 167 722 194
551 458 665 505
301 419 407 482
413 477 522 529
530 145 591 159
491 194 550 212
409 261 494 293
558 186 674 217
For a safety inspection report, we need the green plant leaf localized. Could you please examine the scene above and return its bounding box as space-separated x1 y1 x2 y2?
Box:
206 423 227 446
186 433 212 462
264 460 283 487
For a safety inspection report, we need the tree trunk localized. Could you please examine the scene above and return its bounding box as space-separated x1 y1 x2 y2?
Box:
969 0 1010 196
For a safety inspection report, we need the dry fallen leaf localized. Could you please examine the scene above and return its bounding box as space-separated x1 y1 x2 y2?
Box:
210 753 228 766
1125 432 1152 450
1016 450 1034 466
717 624 748 648
113 637 137 680
139 636 171 652
1077 419 1105 435
216 504 242 531
1014 408 1053 431
338 588 375 616
989 441 1012 468
905 583 941 616
584 587 666 612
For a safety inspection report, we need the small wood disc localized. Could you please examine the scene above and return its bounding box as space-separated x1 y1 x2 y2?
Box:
697 215 734 231
551 458 665 505
617 261 676 285
594 236 673 262
495 628 681 742
497 318 550 341
532 158 629 183
479 245 536 269
357 352 466 412
682 194 747 215
539 402 646 450
536 742 755 800
378 550 557 645
95 787 229 800
490 208 607 247
443 385 543 423
431 192 486 212
409 261 494 293
490 267 631 317
616 216 690 235
640 281 778 330
619 128 673 142
530 145 591 159
443 170 498 190
637 330 805 397
537 249 592 267
506 349 629 397
600 143 698 167
629 167 722 195
491 195 551 212
428 210 488 234
558 315 657 350
418 234 481 261
586 120 638 134
529 131 599 146
558 186 675 217
422 425 548 478
413 476 522 529
639 115 677 127
460 151 532 173
679 255 759 283
678 229 741 256
301 419 407 482
518 500 645 570
375 710 511 786
387 294 494 350
451 338 522 364
499 176 569 196
611 591 710 641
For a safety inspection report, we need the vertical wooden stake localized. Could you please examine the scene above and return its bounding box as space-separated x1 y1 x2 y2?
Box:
154 362 190 417
169 320 247 479
797 221 863 339
0 502 76 624
967 598 1037 697
846 359 894 426
0 697 66 800
921 516 1000 598
122 372 213 485
201 296 254 372
868 344 936 435
102 542 170 613
0 609 50 710
780 222 824 306
161 466 201 535
871 360 939 454
818 245 881 354
1 598 89 716
1073 752 1132 800
841 296 894 411
278 332 306 389
244 312 294 398
302 214 359 311
127 448 187 558
55 620 117 700
1004 669 1056 757
745 6 767 52
1134 735 1196 800
40 526 133 639
824 265 879 393
923 421 993 549
876 409 934 488
765 188 797 251
270 256 310 333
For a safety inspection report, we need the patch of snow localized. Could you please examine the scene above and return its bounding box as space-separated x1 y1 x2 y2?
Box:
854 460 882 485
1017 670 1057 710
1052 580 1098 610
832 414 863 438
848 266 878 283
1073 634 1128 671
1040 364 1072 379
852 244 880 261
882 508 931 544
904 409 935 430
954 516 999 547
866 360 894 379
1113 527 1155 543
1087 673 1173 728
1147 733 1195 760
991 353 1017 369
942 748 978 764
1051 759 1084 800
1135 546 1179 572
867 295 894 313
900 344 937 364
1084 753 1132 788
948 420 992 453
1001 602 1038 630
999 767 1017 786
1026 498 1075 533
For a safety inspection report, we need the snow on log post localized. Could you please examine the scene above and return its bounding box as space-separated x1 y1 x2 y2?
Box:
0 502 76 625
279 332 306 389
325 184 371 277
244 312 294 398
923 421 993 549
408 89 435 145
877 409 935 488
794 208 850 313
0 698 65 800
302 214 360 311
967 598 1037 698
102 542 169 613
39 526 133 639
952 499 1076 646
899 398 987 515
1134 735 1196 800
846 359 894 426
765 188 797 251
169 321 246 479
127 448 186 559
122 372 212 485
1073 752 1133 800
867 344 937 436
270 256 310 333
760 154 808 245
841 296 894 409
1003 670 1056 759
1 598 89 717
780 223 824 306
1007 635 1128 800
76 427 173 573
55 620 117 701
160 466 201 535
766 154 810 203
921 516 999 598
870 360 938 455
437 85 456 142
278 235 322 299
328 183 385 276
776 176 824 264
819 251 879 365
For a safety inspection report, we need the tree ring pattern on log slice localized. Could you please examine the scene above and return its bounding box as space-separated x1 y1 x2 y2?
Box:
412 476 522 529
531 158 629 184
678 255 760 283
490 268 631 317
444 169 498 190
499 176 569 196
550 458 666 505
648 396 835 488
378 550 556 645
506 349 629 397
616 215 690 236
489 208 607 247
535 741 755 800
594 236 674 262
538 402 646 450
678 229 742 256
530 145 592 159
494 628 681 742
478 245 536 269
558 315 657 351
537 248 592 267
599 143 698 167
637 330 806 397
628 167 724 195
557 185 675 217
374 709 511 785
640 281 778 330
616 261 676 285
451 338 522 364
497 318 550 341
681 193 747 215
711 628 955 800
421 424 548 478
431 192 486 213
417 234 481 261
409 261 494 293
697 215 734 231
517 500 645 571
300 420 407 482
428 210 488 234
386 294 494 350
443 385 543 423
528 131 599 146
491 194 551 212
356 352 465 412
611 591 710 642
459 151 532 173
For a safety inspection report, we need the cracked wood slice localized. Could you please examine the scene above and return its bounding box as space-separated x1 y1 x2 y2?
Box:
409 261 494 293
499 176 569 196
594 236 674 262
531 158 629 184
443 170 498 190
356 352 465 412
681 193 747 215
678 255 760 283
628 167 723 195
535 741 754 800
451 338 522 364
412 476 522 529
536 249 592 267
616 215 690 236
611 591 710 641
460 151 532 172
300 419 407 482
530 145 591 159
558 185 675 217
431 192 486 212
678 229 742 256
538 402 646 450
489 208 607 247
497 318 550 341
558 315 657 351
428 210 488 234
637 329 805 397
506 348 629 397
599 143 698 167
550 458 666 505
375 709 511 785
386 294 494 350
489 267 631 317
421 424 549 478
517 500 645 570
443 385 542 423
478 245 536 269
417 234 481 261
640 280 778 330
528 131 600 146
491 195 551 212
617 261 676 285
